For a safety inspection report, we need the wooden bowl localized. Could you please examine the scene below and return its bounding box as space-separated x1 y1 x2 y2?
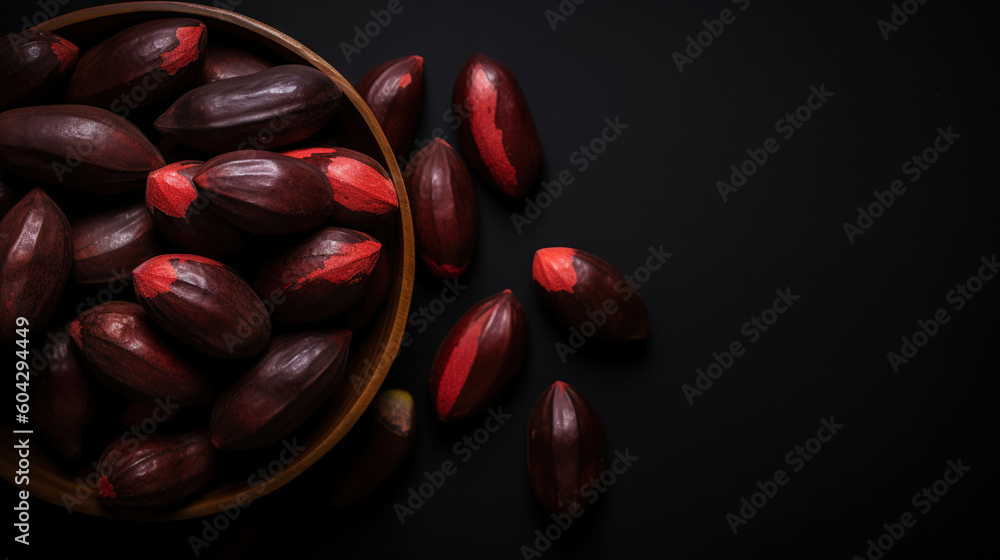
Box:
0 1 414 519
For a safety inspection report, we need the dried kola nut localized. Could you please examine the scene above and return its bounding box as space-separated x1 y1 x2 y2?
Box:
210 329 351 450
404 138 478 277
254 227 381 323
97 429 219 510
428 290 527 422
71 203 159 286
155 65 342 153
0 189 71 347
133 254 271 358
70 301 213 407
0 30 78 109
282 146 398 228
145 160 245 257
526 381 605 514
193 150 335 234
356 55 424 157
0 104 165 192
67 18 208 108
532 247 651 342
453 53 542 198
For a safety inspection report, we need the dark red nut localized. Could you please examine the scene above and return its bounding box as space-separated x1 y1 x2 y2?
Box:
33 333 94 460
330 389 416 507
453 53 543 198
404 138 478 277
133 254 270 358
195 45 272 86
97 429 219 511
532 247 650 342
428 290 527 422
0 172 18 219
526 381 605 514
67 18 207 109
193 150 335 234
0 105 165 192
155 65 342 153
0 30 78 109
356 55 424 157
282 146 398 228
70 301 213 407
254 227 381 323
0 189 71 347
145 160 245 257
337 248 392 333
71 203 159 286
210 329 351 450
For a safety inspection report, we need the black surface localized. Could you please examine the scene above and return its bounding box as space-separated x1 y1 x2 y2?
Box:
3 0 998 558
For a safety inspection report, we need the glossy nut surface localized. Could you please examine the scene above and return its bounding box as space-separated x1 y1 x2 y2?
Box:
526 381 605 514
357 55 424 158
155 64 342 153
70 301 213 407
404 138 478 277
68 18 207 108
282 146 398 228
254 227 381 323
97 429 219 511
71 203 160 286
533 247 651 342
0 104 164 192
146 160 246 257
453 53 542 198
133 254 271 358
210 329 351 450
428 290 527 422
0 189 72 347
0 30 78 109
193 150 335 234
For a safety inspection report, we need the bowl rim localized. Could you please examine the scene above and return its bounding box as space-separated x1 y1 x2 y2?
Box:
5 0 415 520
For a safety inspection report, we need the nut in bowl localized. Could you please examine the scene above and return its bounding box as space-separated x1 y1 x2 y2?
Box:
0 2 414 520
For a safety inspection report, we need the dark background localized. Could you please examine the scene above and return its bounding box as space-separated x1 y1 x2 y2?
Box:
4 0 999 558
